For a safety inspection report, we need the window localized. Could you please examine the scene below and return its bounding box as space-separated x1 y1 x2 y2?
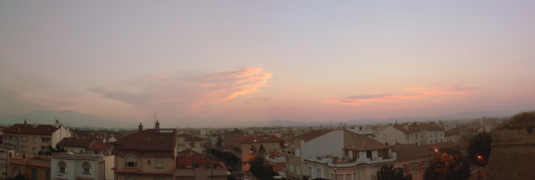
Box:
23 136 26 142
316 168 322 178
13 136 17 141
58 161 66 174
125 155 137 167
156 157 163 168
295 149 300 157
2 167 6 176
82 162 91 174
13 167 20 176
33 147 36 154
22 146 26 152
290 164 294 172
410 163 418 173
4 135 12 140
422 161 428 170
308 166 313 176
46 171 50 180
31 168 38 180
42 138 51 143
416 142 418 145
407 135 409 140
296 166 301 175
33 137 36 143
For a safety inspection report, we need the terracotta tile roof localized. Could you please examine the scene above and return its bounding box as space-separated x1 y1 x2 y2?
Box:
292 130 334 142
344 138 390 151
113 129 176 151
177 134 205 141
392 123 444 134
57 138 96 148
234 135 280 143
420 141 460 151
390 144 429 161
3 124 59 135
444 129 459 137
88 142 112 151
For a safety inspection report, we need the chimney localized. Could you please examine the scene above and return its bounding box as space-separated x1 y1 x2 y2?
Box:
24 119 28 128
155 120 160 133
138 123 143 133
55 119 59 128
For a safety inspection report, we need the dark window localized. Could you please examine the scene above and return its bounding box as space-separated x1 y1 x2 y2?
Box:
366 151 372 158
58 161 66 174
82 162 91 174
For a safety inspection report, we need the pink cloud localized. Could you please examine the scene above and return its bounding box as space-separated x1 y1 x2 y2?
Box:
91 67 272 113
325 85 477 105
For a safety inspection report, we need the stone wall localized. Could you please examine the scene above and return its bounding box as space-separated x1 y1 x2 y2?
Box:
485 129 535 180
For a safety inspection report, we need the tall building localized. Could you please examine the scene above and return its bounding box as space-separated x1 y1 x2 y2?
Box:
2 120 71 156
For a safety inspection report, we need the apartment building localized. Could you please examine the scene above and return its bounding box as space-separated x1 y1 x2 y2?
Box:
3 120 71 156
281 129 396 180
177 134 205 154
389 144 430 180
8 154 51 180
375 122 445 146
57 138 97 153
264 152 286 175
50 152 113 180
233 134 280 172
174 149 229 180
444 129 460 143
0 145 15 180
112 122 177 180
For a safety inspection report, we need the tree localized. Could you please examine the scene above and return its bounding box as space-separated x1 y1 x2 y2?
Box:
377 164 412 180
468 130 492 167
249 154 275 180
227 175 238 180
424 148 471 180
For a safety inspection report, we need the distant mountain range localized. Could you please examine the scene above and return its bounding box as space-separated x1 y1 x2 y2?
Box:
0 109 135 128
266 110 527 127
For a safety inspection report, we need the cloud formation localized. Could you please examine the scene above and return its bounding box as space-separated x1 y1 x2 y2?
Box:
325 85 477 105
91 67 272 113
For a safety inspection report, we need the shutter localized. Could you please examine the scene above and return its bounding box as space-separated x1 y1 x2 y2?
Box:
419 162 422 171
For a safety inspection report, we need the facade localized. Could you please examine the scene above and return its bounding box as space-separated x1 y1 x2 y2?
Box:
0 145 15 180
444 129 460 143
177 134 205 154
375 122 445 146
233 134 281 172
112 122 177 180
8 154 51 180
222 131 243 147
50 152 107 180
3 120 71 155
282 129 397 180
347 126 376 139
174 149 229 180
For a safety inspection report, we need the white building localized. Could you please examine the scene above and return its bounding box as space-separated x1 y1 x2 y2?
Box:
51 152 114 180
375 122 445 146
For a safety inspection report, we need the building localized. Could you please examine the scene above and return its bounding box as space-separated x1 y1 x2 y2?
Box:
444 129 460 143
282 129 397 180
174 149 229 180
87 142 113 155
57 138 97 154
222 130 243 148
264 152 286 175
375 122 445 146
347 126 376 139
390 144 430 180
233 134 281 172
50 152 113 180
3 120 71 156
177 134 205 154
8 154 51 180
111 121 177 180
1 145 15 180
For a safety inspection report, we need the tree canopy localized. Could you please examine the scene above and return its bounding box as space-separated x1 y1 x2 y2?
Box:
377 164 412 180
468 130 492 167
424 148 471 180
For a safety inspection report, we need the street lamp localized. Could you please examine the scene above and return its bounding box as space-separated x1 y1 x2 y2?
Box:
428 149 438 167
0 150 7 180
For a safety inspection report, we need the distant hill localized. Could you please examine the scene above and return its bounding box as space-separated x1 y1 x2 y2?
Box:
267 110 525 127
0 109 134 128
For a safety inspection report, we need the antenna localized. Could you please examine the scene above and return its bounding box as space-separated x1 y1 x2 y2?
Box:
149 113 158 123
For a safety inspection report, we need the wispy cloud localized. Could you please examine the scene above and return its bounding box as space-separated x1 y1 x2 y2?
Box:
325 85 477 105
91 67 272 113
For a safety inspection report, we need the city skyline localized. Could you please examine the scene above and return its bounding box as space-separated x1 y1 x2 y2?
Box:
1 1 535 127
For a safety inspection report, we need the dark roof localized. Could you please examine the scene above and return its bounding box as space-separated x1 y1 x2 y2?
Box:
88 142 112 151
113 129 176 151
420 141 460 151
292 130 334 142
177 134 205 141
444 129 459 137
57 138 96 148
344 138 390 151
235 135 280 143
390 144 429 161
392 123 444 134
3 124 59 135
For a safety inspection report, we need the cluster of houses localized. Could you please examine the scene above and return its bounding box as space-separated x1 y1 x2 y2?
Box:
0 120 230 180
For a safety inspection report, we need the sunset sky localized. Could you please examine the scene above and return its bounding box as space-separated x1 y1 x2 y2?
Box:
1 1 535 127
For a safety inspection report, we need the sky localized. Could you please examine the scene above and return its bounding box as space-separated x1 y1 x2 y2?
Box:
1 1 535 127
